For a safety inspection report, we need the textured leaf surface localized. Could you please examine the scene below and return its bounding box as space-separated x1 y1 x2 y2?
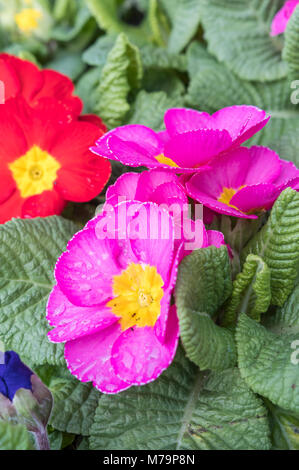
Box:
187 61 299 148
236 314 299 413
222 254 271 327
89 348 270 450
0 216 78 365
267 402 299 450
50 377 100 436
175 246 235 370
283 5 299 81
161 0 202 53
126 90 184 130
0 422 32 450
200 0 287 82
95 33 143 129
241 189 299 306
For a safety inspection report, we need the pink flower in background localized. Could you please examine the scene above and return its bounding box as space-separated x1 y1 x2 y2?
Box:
47 201 180 394
270 0 299 36
91 106 269 173
105 169 226 257
186 146 299 219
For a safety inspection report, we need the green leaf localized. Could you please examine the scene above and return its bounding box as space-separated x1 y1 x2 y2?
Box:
51 5 93 42
160 0 202 53
241 189 299 307
95 33 143 129
222 254 271 327
89 348 270 450
0 421 32 450
200 0 287 82
266 401 299 450
126 90 184 131
83 36 187 71
263 283 299 335
175 246 236 370
0 216 78 366
236 314 299 414
186 61 299 148
283 4 299 81
50 376 100 436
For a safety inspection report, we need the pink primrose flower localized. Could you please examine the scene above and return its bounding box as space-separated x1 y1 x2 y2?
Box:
185 146 299 219
90 106 269 173
47 201 181 394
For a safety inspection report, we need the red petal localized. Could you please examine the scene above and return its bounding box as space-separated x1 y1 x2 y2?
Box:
22 190 66 218
0 190 23 224
34 69 83 116
0 55 20 100
79 114 107 133
53 121 111 202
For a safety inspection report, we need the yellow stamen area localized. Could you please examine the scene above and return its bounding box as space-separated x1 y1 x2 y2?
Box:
15 8 42 33
155 153 179 167
218 186 246 208
9 146 61 198
107 263 164 331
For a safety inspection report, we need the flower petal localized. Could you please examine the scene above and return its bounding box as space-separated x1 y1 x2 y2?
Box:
64 323 131 394
47 285 116 343
230 184 280 212
111 305 179 386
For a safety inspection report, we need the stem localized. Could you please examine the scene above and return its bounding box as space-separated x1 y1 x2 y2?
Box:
34 429 50 451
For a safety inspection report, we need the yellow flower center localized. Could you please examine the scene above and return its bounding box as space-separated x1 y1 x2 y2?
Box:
155 153 179 167
107 263 164 331
15 8 42 33
9 146 61 198
218 186 246 208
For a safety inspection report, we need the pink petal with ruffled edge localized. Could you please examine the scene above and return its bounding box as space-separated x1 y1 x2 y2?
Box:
128 203 175 283
164 106 269 147
212 106 270 146
243 147 281 185
270 0 299 36
90 124 163 160
55 227 126 307
105 172 140 206
273 159 299 190
91 125 163 168
186 147 252 200
230 184 280 213
206 230 225 248
64 322 131 394
111 305 179 386
135 169 182 201
47 285 117 343
186 183 257 219
163 129 232 169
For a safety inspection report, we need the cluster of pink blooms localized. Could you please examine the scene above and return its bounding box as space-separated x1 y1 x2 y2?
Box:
47 105 299 394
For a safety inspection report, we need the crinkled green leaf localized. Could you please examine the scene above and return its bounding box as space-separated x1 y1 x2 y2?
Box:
283 4 299 81
0 421 32 450
89 347 270 450
160 0 202 53
82 34 117 67
95 33 143 129
241 189 299 307
187 61 299 148
50 377 100 436
51 5 94 42
236 314 299 414
266 401 299 450
200 0 287 82
0 216 78 365
175 246 236 370
126 90 184 130
222 254 271 327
